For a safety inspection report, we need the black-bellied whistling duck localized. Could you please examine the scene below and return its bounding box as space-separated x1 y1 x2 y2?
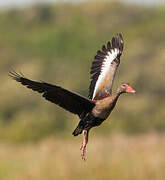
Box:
9 33 135 160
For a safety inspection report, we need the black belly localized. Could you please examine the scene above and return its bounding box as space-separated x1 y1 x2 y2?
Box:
72 113 105 136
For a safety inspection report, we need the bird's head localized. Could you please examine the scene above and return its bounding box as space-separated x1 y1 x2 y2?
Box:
118 83 136 94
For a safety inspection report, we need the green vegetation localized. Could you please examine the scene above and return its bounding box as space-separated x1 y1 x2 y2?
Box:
0 2 165 180
0 2 165 142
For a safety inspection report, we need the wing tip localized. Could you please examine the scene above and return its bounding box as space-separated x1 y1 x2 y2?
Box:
112 33 124 53
8 69 24 82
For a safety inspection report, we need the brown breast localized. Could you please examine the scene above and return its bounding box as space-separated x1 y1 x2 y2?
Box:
92 96 116 119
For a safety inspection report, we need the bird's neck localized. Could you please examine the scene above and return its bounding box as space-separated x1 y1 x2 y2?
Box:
114 90 124 102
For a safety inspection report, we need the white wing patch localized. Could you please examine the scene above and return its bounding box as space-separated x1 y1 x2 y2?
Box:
92 48 119 99
89 33 124 100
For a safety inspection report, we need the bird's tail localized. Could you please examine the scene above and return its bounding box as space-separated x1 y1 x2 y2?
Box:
72 120 84 136
72 119 85 136
72 112 94 136
72 127 83 136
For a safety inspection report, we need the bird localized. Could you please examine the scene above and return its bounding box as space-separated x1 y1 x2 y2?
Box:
9 33 135 160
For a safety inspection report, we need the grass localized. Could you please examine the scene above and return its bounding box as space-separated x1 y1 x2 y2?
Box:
0 133 165 180
1 3 165 179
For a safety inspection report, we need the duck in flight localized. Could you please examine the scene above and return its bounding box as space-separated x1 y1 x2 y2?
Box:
9 33 135 160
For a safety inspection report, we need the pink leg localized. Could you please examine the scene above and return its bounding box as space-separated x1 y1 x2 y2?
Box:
80 130 89 160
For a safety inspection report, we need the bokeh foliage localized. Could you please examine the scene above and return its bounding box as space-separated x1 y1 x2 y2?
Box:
0 2 165 142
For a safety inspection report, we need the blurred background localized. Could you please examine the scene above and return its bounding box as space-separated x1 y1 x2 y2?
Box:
0 0 165 179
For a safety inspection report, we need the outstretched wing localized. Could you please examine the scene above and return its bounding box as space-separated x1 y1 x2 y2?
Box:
9 71 95 117
89 33 124 100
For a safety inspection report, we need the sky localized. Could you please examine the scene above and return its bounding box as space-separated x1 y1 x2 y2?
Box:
0 0 164 9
